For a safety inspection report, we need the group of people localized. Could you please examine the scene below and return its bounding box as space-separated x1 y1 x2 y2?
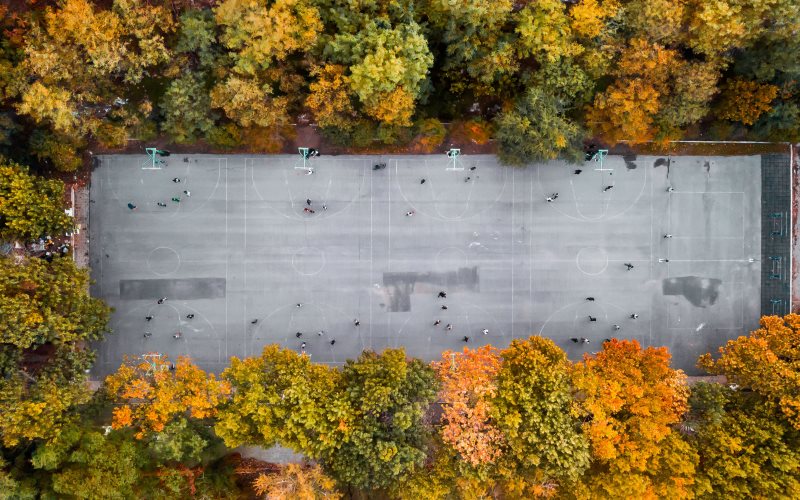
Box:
433 290 490 343
142 298 195 339
581 296 639 344
128 177 191 211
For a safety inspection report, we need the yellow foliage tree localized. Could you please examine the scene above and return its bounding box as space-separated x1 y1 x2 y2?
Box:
306 64 357 129
105 355 231 438
210 75 290 128
589 78 660 143
699 314 800 429
252 463 341 500
716 78 779 126
569 0 620 39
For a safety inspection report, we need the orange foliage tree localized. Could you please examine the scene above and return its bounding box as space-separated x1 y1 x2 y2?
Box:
699 314 800 429
104 355 231 438
433 346 504 468
572 339 695 498
716 78 779 125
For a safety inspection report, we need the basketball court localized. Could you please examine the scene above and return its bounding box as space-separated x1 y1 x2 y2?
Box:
88 151 784 377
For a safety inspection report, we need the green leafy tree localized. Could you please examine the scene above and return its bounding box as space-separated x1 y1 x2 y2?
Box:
688 382 800 498
175 9 220 70
160 73 216 143
31 425 143 499
0 160 73 240
28 129 85 172
320 349 438 490
491 336 590 494
495 87 584 166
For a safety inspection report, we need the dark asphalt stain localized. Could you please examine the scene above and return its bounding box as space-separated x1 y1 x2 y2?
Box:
623 153 637 169
383 267 479 312
662 276 722 307
654 158 668 168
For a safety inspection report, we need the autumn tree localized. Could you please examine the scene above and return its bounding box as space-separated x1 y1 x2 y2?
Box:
0 257 110 350
210 75 290 128
0 160 72 240
215 345 337 452
433 346 503 468
306 64 357 130
0 345 95 448
698 314 800 430
716 79 779 126
15 0 173 145
495 87 585 165
688 382 800 498
326 21 433 126
252 463 341 500
105 355 231 438
491 336 589 495
572 339 697 498
214 0 322 76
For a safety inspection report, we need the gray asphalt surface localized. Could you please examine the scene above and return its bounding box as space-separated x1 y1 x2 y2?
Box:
89 153 762 376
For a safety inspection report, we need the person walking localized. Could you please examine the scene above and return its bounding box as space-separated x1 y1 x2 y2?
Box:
630 313 639 319
462 336 470 342
482 329 489 335
581 338 590 343
301 342 307 349
145 315 153 321
186 314 194 319
574 169 582 174
354 319 360 326
604 185 613 192
446 324 453 331
183 190 191 197
251 319 258 324
589 316 597 322
317 330 324 336
143 332 152 338
296 332 303 338
157 202 167 207
664 234 673 238
330 339 336 345
420 178 426 184
158 297 167 304
586 297 595 301
171 197 180 203
127 203 137 210
438 291 447 298
613 324 621 330
172 178 181 183
624 263 634 270
546 196 554 202
405 210 415 217
306 199 312 206
570 338 579 343
173 331 182 339
434 320 441 326
441 305 448 310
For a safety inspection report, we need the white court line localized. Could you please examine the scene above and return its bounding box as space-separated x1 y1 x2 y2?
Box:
243 158 248 358
530 169 534 337
369 159 373 351
511 168 515 339
224 159 228 360
649 161 654 346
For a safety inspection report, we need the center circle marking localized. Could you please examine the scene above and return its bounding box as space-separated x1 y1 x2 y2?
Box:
576 247 609 276
292 247 326 276
147 247 181 276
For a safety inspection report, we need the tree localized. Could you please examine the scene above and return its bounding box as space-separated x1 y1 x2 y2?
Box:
214 0 322 76
624 0 686 45
0 160 73 240
252 463 341 499
328 21 433 126
320 349 438 490
432 346 504 468
31 424 143 499
210 75 290 128
306 64 357 130
491 337 590 493
0 257 110 350
716 78 779 126
516 0 583 64
495 87 584 166
569 0 620 39
28 129 85 172
698 314 800 430
685 0 783 57
688 382 800 498
0 345 96 448
159 73 216 143
105 355 231 439
215 345 337 452
571 339 696 498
